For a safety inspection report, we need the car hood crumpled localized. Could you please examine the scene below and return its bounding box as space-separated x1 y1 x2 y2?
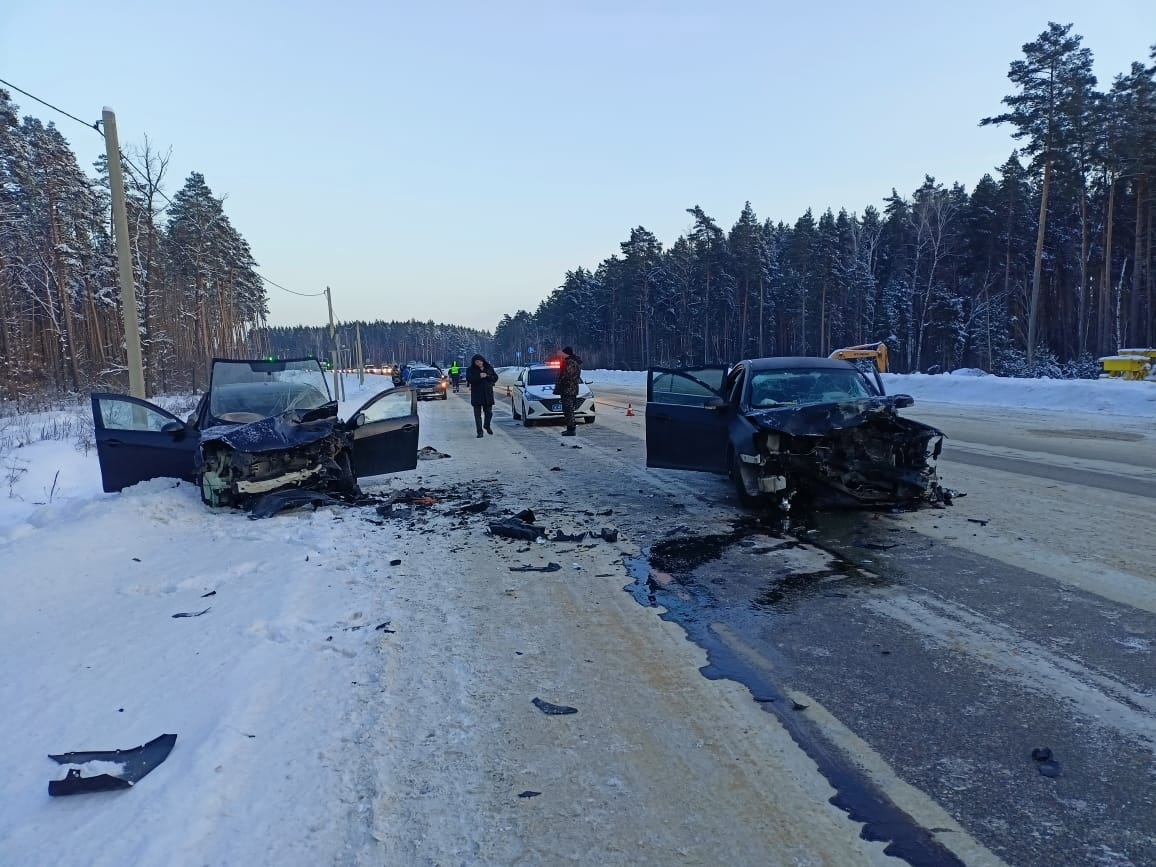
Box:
200 410 347 454
746 396 942 439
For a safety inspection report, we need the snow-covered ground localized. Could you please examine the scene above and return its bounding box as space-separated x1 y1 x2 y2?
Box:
0 368 1152 865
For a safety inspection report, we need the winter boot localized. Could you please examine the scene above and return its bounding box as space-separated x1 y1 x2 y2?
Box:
561 427 576 437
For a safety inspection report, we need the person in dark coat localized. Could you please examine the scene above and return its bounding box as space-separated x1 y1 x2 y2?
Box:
465 354 498 437
555 346 583 436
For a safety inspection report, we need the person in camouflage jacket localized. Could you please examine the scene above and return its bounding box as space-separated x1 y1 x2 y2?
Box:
555 346 583 436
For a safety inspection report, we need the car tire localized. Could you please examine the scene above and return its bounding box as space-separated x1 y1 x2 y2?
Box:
511 398 521 421
730 451 762 508
583 416 595 424
522 405 534 427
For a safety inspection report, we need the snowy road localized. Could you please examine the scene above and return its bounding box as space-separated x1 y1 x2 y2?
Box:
2 375 1154 866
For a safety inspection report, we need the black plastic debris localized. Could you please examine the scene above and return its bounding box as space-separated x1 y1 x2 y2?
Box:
791 701 809 711
390 558 402 566
459 500 492 513
967 518 989 526
48 733 177 796
248 489 339 519
517 790 541 798
549 466 562 472
515 509 536 523
490 518 546 541
599 528 619 543
200 590 216 598
551 530 587 543
131 557 141 562
1031 747 1061 777
374 621 395 633
172 607 211 619
532 697 577 715
509 563 562 573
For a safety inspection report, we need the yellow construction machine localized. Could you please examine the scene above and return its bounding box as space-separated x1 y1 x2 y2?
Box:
829 342 889 373
1098 348 1156 381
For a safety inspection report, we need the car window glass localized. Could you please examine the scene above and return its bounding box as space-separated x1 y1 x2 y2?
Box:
359 390 413 423
651 371 717 397
526 367 559 386
98 398 174 432
748 369 875 407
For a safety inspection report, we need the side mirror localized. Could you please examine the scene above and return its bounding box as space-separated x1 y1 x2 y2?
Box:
893 394 914 409
353 412 368 427
162 420 188 440
185 414 197 427
704 396 726 410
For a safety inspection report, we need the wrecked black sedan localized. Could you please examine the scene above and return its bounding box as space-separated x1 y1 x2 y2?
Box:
91 357 419 509
646 358 944 510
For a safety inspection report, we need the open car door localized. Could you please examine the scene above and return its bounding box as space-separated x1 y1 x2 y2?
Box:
347 387 419 479
91 393 200 493
645 366 730 473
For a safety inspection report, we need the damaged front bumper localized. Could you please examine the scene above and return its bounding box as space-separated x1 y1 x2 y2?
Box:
196 411 356 509
739 397 945 509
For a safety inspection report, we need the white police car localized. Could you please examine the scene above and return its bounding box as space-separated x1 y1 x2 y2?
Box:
509 361 596 426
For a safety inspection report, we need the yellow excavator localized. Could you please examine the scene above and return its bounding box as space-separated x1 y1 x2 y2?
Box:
829 342 889 373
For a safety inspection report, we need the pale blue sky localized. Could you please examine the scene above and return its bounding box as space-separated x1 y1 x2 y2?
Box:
3 1 1153 331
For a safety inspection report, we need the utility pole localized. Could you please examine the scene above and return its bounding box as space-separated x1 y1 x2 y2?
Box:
325 286 342 400
102 108 146 399
355 322 364 387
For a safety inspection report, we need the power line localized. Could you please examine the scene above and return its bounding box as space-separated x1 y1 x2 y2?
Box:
0 76 100 132
2 77 324 301
258 273 326 297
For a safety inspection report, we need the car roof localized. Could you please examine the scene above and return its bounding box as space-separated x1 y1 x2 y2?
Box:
739 357 858 371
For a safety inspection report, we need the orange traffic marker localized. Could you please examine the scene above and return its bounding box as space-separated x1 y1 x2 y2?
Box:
626 403 635 416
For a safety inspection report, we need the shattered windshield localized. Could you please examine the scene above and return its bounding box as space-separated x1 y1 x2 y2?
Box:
748 368 877 408
209 359 333 418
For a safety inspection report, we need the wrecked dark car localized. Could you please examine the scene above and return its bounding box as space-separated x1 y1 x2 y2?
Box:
645 358 944 510
91 357 419 509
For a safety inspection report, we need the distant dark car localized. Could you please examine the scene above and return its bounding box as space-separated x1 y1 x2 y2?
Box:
646 358 944 510
405 365 449 400
91 357 420 509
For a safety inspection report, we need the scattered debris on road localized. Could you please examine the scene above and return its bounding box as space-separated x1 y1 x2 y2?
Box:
600 528 619 543
967 518 990 526
490 517 546 541
417 446 451 460
509 563 562 573
48 733 177 796
517 790 541 798
1031 747 1062 777
532 697 578 715
171 607 211 619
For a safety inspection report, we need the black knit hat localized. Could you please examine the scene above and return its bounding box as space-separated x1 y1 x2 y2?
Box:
562 346 574 356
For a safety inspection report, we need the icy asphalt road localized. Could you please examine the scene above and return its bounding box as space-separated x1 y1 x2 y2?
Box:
2 384 1152 867
586 382 1156 866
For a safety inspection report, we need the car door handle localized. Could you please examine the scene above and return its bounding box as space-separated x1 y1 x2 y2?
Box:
104 438 126 446
401 423 417 431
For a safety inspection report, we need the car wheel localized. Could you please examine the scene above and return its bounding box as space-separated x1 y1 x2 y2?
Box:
511 398 521 420
730 451 762 508
583 416 595 424
522 405 534 427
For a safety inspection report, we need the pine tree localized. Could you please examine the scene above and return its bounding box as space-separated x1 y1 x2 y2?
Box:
982 22 1097 365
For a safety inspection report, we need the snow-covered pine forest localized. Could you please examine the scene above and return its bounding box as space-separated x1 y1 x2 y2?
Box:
2 24 1154 398
492 26 1156 375
0 93 491 401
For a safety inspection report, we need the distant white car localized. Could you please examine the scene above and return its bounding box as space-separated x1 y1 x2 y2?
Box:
509 362 596 426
